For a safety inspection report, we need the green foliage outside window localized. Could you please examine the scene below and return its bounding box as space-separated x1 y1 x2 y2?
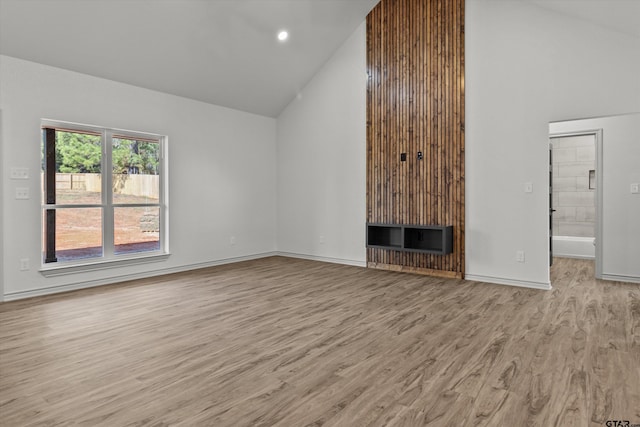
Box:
44 131 159 175
112 138 159 175
56 132 101 173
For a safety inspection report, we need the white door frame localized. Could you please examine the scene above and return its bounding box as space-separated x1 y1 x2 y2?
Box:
0 109 4 300
549 129 603 279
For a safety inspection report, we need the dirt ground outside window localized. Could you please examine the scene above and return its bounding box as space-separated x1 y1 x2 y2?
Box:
47 190 160 261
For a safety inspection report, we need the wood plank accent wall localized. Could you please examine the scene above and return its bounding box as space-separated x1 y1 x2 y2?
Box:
366 0 465 278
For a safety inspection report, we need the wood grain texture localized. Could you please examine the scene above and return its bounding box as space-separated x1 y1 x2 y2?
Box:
1 256 638 426
366 0 465 278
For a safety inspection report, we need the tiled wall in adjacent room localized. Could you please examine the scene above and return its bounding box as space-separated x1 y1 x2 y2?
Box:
552 135 596 237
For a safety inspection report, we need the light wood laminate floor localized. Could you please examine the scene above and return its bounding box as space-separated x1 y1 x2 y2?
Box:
1 256 638 426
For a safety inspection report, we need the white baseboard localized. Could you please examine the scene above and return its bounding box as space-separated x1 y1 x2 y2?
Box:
275 252 367 268
3 252 278 301
554 254 595 260
6 251 575 301
552 236 595 260
465 274 552 290
600 273 640 284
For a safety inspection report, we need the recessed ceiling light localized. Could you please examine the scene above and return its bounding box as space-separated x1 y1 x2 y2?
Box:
278 30 289 41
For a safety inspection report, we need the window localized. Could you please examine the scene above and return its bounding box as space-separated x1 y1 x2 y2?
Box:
41 121 167 268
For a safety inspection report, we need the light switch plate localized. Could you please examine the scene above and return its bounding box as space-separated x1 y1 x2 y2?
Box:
524 182 533 193
15 187 29 199
10 167 29 179
631 183 639 194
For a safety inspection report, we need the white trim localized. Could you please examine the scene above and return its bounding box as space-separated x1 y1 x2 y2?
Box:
5 252 278 301
549 129 603 279
553 236 595 242
0 109 4 302
554 254 594 260
600 274 640 284
465 274 552 290
40 252 170 277
595 130 603 279
103 129 114 257
41 119 165 141
4 251 566 301
275 251 367 268
159 137 169 253
552 236 595 260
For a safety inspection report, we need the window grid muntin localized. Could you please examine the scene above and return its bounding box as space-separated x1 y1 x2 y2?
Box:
41 120 166 266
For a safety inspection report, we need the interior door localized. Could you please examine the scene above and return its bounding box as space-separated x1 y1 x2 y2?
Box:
549 142 555 266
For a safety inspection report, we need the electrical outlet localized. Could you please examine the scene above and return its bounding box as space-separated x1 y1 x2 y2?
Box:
320 235 325 244
10 167 29 179
524 182 533 193
15 187 29 199
516 251 525 263
20 258 30 271
230 236 236 245
631 183 639 194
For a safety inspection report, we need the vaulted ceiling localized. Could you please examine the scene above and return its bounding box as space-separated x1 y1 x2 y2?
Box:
0 0 379 117
1 0 637 117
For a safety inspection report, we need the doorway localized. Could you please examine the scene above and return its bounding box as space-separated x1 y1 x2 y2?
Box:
549 130 602 279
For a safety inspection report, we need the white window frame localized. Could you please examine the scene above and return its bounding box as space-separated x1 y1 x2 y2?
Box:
40 119 169 276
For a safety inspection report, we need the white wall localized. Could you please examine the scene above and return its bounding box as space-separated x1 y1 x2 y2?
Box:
0 55 277 299
465 0 640 288
551 114 640 283
276 22 367 266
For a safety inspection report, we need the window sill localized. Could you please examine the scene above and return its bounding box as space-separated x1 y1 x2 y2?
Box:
39 252 171 277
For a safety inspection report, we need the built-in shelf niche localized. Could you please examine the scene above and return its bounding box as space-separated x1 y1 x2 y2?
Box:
367 224 453 255
367 225 403 249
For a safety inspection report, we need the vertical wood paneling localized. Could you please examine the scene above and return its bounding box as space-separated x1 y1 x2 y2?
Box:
366 0 465 278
